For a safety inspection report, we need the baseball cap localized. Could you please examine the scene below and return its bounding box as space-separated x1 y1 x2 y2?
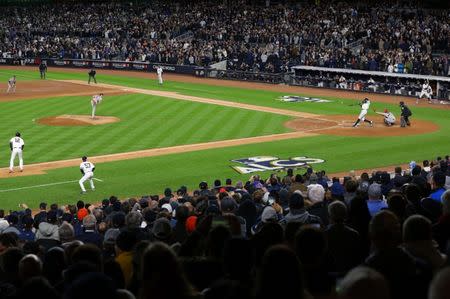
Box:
161 203 173 214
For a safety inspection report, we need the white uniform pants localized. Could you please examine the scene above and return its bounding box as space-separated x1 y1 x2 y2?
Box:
158 74 163 84
79 172 95 192
91 103 97 119
7 84 15 93
358 109 368 121
419 91 431 99
339 82 347 89
10 149 23 171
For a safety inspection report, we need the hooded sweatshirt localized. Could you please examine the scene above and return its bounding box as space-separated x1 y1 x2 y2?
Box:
283 208 322 226
35 222 60 241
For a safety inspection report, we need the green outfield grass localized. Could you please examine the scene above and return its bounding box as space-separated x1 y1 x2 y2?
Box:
0 93 292 165
0 68 449 210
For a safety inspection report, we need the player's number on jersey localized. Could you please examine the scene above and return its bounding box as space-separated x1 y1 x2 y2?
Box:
84 163 91 168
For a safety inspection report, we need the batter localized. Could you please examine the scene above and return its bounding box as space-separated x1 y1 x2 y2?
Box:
352 98 373 127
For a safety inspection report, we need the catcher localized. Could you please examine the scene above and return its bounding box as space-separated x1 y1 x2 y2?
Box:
374 108 396 126
91 93 103 119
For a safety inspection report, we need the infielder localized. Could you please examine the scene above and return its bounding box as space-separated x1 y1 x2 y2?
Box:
417 80 432 104
375 109 396 126
156 66 163 85
7 75 16 93
9 132 24 173
88 69 97 84
79 156 95 194
352 98 373 127
91 93 103 119
39 62 47 79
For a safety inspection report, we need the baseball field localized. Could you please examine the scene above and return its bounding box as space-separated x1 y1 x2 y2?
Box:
0 66 448 210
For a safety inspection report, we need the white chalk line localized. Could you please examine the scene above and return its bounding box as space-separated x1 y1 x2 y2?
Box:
0 177 103 192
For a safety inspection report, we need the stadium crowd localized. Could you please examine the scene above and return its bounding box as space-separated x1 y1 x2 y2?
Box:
0 1 448 75
0 155 449 299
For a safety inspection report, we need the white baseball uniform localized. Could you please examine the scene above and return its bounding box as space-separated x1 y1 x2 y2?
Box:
418 83 432 100
7 77 16 93
9 136 24 171
338 76 347 89
157 67 163 85
375 111 396 126
358 100 370 120
91 94 103 119
79 160 95 192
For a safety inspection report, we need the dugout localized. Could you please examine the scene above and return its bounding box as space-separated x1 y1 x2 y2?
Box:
290 66 450 100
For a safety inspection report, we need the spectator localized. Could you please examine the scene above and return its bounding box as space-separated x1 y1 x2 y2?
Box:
325 201 363 273
432 190 450 252
18 254 43 283
365 210 431 299
282 193 322 227
19 215 36 242
115 230 138 288
76 200 89 221
3 214 20 236
59 222 75 245
430 172 447 202
428 267 450 299
76 214 103 248
403 215 446 271
256 245 304 299
139 242 195 299
34 202 47 228
367 183 388 217
295 226 334 296
337 266 389 299
35 210 60 251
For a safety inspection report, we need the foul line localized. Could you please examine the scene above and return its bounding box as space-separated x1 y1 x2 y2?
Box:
0 177 103 193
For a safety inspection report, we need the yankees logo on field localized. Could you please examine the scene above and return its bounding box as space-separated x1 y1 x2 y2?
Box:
231 156 325 174
278 95 332 103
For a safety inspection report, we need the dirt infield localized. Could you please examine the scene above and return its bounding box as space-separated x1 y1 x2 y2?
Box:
38 115 121 126
285 114 439 136
0 79 127 102
0 68 444 178
64 80 439 137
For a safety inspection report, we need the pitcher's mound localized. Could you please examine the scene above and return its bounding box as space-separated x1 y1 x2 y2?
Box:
37 115 120 126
